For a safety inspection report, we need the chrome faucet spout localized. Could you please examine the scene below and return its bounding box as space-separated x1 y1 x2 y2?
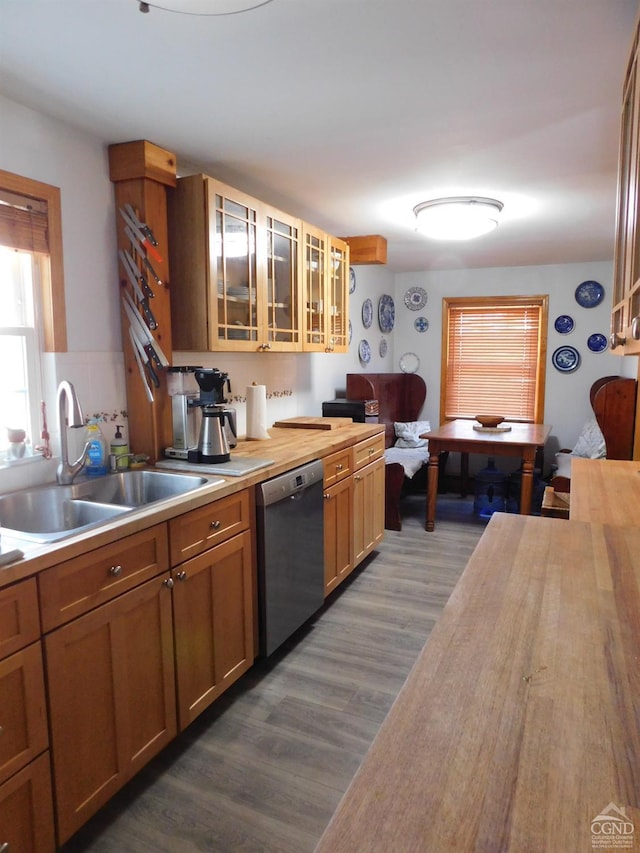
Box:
56 380 89 485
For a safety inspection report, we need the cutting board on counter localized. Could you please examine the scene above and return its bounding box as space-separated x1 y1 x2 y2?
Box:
273 417 353 430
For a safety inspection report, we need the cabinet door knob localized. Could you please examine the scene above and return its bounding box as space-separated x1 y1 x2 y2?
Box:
163 577 174 590
336 463 343 471
369 447 375 455
210 519 221 530
324 492 331 500
354 475 362 481
0 842 9 853
176 570 187 582
110 565 123 577
0 725 4 735
610 331 627 349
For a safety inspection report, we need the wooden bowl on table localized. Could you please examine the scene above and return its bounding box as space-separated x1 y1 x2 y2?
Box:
475 415 505 428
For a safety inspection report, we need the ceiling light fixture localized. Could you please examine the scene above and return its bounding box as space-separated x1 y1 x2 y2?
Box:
137 0 274 14
413 197 504 241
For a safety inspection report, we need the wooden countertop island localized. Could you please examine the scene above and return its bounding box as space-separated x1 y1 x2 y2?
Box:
315 512 640 852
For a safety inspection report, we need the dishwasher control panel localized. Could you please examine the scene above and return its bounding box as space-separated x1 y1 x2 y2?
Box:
256 459 323 506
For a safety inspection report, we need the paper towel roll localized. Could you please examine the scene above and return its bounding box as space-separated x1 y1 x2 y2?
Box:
246 384 270 440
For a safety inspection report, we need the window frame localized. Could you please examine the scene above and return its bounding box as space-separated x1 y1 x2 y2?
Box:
0 169 67 353
440 294 548 425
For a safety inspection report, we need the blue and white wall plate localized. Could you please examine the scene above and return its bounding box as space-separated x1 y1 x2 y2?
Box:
359 339 372 364
414 316 429 332
554 314 574 334
349 267 356 294
378 294 395 332
399 352 420 373
404 286 427 311
587 333 608 353
575 280 604 308
552 345 581 373
379 337 388 357
362 298 373 329
348 319 352 345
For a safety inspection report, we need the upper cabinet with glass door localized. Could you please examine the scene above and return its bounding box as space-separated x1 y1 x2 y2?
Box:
611 19 640 355
168 175 302 352
302 224 349 353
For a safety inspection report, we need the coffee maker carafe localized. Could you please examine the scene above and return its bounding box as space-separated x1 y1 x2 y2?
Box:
193 369 237 463
165 366 201 460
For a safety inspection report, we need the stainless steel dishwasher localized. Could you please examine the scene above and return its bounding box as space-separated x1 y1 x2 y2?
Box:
256 459 325 656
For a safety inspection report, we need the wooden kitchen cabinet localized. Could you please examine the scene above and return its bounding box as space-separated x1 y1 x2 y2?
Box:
352 434 385 566
302 223 349 353
352 456 385 566
0 752 55 853
168 174 303 352
323 475 353 595
172 530 254 728
0 578 54 852
44 572 176 845
612 18 640 354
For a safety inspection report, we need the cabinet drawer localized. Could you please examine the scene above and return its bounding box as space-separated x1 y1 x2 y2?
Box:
0 641 48 786
0 578 40 660
39 523 169 632
169 489 252 565
0 750 55 853
352 434 385 470
323 449 352 487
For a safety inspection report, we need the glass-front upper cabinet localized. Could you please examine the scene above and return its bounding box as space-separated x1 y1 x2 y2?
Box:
327 236 349 353
302 225 349 352
263 208 302 351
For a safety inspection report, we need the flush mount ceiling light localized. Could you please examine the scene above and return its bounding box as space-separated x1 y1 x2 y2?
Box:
413 197 504 241
138 0 274 14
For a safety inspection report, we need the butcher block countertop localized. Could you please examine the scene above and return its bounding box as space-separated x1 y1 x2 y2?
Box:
0 422 383 589
570 457 640 526
315 512 640 853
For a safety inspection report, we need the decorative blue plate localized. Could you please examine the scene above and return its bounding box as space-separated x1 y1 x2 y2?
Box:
552 345 581 373
348 319 352 345
362 298 373 329
378 294 395 332
404 286 427 311
379 337 388 357
349 267 356 294
575 280 605 308
358 339 371 364
414 316 429 332
554 314 574 334
587 333 608 353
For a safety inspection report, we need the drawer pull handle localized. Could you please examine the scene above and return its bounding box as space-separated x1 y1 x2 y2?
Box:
163 578 174 590
336 463 343 471
0 842 9 853
110 565 123 577
369 447 375 455
176 570 187 581
210 520 221 530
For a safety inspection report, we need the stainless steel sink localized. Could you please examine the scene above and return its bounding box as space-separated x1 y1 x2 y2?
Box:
0 469 219 543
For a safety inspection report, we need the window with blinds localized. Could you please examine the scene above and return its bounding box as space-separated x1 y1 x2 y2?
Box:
442 296 548 423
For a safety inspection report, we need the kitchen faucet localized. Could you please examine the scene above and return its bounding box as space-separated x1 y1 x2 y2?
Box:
56 380 89 485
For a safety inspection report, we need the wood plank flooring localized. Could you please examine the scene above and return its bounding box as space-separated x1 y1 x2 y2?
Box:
61 494 487 853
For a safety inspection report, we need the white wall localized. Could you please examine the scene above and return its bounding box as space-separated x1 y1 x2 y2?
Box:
1 91 637 492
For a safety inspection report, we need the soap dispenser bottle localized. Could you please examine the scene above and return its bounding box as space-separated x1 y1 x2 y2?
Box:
110 424 129 471
84 419 108 476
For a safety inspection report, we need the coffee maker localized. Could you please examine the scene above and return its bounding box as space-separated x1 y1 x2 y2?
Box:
192 368 237 463
165 366 201 459
165 367 237 463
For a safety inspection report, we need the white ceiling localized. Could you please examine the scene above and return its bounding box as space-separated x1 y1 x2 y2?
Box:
1 0 637 272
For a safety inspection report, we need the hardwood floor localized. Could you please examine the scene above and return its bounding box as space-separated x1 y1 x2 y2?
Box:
61 494 487 853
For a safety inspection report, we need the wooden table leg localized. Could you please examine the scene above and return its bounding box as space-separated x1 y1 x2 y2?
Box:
460 452 469 497
519 449 535 515
425 450 440 531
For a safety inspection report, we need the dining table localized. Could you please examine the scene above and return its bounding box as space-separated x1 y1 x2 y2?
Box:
422 419 551 531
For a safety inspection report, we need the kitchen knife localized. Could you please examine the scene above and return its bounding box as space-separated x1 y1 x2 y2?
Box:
128 325 154 403
122 221 164 285
118 249 146 304
122 295 162 370
120 206 163 264
124 203 159 248
122 248 154 299
122 289 169 367
127 317 160 388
